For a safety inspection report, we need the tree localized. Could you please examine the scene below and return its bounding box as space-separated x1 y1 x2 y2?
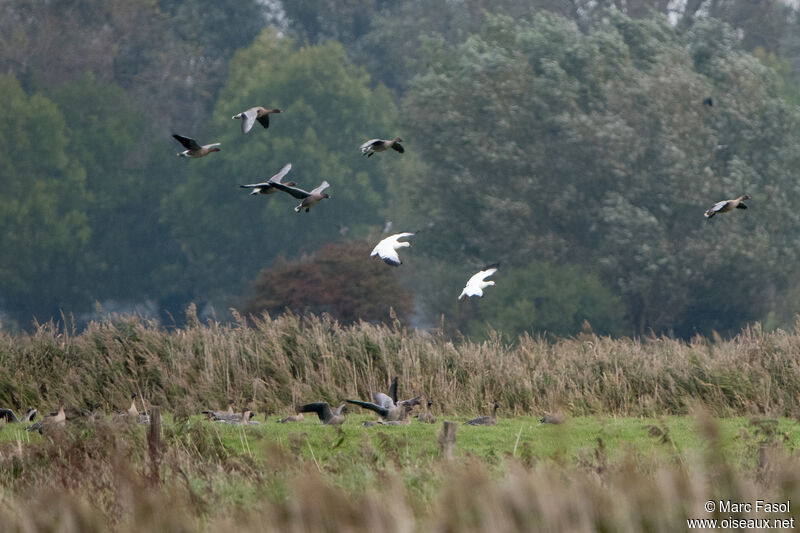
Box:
0 75 91 325
242 240 413 324
47 74 188 317
400 12 800 336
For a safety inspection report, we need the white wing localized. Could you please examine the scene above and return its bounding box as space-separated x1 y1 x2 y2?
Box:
375 244 401 266
310 181 330 195
466 266 498 287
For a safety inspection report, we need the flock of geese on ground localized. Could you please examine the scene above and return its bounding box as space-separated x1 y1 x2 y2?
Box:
0 377 564 434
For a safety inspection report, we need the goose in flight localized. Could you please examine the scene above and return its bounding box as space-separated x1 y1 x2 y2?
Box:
298 402 347 425
269 180 330 212
232 106 281 133
172 134 221 158
240 163 295 196
371 233 414 267
360 137 404 157
459 263 500 299
466 403 499 426
704 195 751 219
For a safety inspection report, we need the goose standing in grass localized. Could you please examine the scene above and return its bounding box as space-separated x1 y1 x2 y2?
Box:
217 408 257 425
269 180 330 212
360 137 404 157
277 412 304 423
371 233 414 267
540 413 564 425
232 107 281 133
172 134 221 158
0 407 37 423
704 194 751 219
240 163 296 196
298 402 347 425
466 403 499 426
459 263 500 300
346 396 421 422
416 401 435 424
27 404 66 433
119 393 150 425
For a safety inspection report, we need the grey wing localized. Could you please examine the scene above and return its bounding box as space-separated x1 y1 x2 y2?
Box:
269 163 292 183
373 393 395 410
707 200 729 214
240 109 257 133
309 181 330 195
270 181 311 199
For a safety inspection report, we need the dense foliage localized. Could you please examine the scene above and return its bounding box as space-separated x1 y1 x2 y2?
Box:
242 241 413 324
3 0 800 338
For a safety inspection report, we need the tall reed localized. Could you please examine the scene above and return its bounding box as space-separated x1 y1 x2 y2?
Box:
1 310 799 416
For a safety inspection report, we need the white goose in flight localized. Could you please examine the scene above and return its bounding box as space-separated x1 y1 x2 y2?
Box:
459 263 500 300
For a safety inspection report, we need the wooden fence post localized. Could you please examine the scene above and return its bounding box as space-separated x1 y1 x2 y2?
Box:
438 420 457 460
148 407 161 486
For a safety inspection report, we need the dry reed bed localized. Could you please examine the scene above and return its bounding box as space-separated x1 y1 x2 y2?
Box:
1 310 799 416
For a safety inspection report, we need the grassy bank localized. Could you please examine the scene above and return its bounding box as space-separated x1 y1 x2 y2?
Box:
2 310 800 417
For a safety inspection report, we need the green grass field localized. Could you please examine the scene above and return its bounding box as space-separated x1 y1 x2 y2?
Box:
2 412 798 531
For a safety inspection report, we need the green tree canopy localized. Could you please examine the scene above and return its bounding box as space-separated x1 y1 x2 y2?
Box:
457 261 627 340
0 75 91 325
401 11 800 336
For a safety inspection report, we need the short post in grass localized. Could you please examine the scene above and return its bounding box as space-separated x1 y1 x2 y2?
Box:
438 421 457 460
148 407 162 486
